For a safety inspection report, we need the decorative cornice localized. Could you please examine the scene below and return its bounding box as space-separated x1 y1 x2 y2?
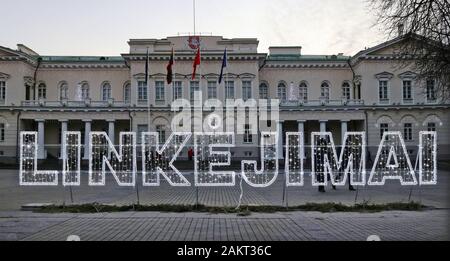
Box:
398 71 418 79
264 63 349 69
375 71 394 80
40 63 128 69
122 54 264 62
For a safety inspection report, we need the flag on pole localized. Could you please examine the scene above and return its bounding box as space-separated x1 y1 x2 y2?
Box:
192 47 201 80
145 48 149 86
166 47 174 84
218 48 227 84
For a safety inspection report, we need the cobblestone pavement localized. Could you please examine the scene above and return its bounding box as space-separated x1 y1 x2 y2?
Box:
0 210 447 241
0 170 448 210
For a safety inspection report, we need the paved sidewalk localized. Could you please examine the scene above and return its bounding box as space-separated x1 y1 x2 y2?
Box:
0 170 449 210
0 210 448 241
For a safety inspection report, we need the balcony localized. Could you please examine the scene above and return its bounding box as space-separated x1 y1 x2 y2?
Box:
20 99 131 108
280 99 365 107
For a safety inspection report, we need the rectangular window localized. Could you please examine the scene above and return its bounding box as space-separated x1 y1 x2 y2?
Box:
155 81 165 101
0 123 4 142
156 125 166 144
225 81 235 99
190 81 200 101
380 123 389 140
343 86 351 100
427 122 436 132
138 81 148 102
173 81 183 101
403 123 413 141
403 80 413 103
137 125 148 144
244 124 253 144
0 81 6 102
379 80 389 103
207 81 217 99
426 79 436 102
242 81 252 101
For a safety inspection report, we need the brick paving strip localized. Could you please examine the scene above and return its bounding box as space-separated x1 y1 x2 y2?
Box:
0 210 447 241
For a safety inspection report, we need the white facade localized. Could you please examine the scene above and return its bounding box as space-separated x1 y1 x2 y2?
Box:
0 35 449 163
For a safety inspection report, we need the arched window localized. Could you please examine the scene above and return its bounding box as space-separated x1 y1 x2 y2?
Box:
101 82 112 101
59 82 68 100
259 83 268 99
277 82 287 101
299 82 308 102
123 83 131 103
81 82 90 100
38 83 47 99
342 82 351 100
320 81 330 101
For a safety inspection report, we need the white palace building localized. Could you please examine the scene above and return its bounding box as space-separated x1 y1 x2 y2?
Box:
0 34 449 163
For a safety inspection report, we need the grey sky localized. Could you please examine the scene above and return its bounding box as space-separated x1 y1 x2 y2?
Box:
1 0 386 56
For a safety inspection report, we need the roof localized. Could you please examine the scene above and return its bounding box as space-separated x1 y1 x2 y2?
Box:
39 56 125 63
267 54 350 62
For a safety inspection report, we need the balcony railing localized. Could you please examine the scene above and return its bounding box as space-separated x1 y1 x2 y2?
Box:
20 99 131 108
280 99 365 107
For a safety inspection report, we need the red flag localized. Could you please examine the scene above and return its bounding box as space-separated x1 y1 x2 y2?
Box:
166 48 174 84
192 47 201 80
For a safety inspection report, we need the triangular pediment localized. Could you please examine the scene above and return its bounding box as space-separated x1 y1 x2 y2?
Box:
0 72 11 79
0 46 21 57
352 34 427 61
368 41 407 55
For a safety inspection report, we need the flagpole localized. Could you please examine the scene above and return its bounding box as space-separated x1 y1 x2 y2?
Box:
146 48 151 134
193 0 196 36
173 46 175 103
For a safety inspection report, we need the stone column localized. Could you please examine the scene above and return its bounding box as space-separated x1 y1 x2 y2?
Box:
297 120 306 158
60 120 68 159
83 120 92 160
320 120 328 133
341 120 349 145
108 120 115 143
36 119 46 159
277 120 284 159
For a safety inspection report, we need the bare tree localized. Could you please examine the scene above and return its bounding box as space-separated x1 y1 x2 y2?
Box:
369 0 450 102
